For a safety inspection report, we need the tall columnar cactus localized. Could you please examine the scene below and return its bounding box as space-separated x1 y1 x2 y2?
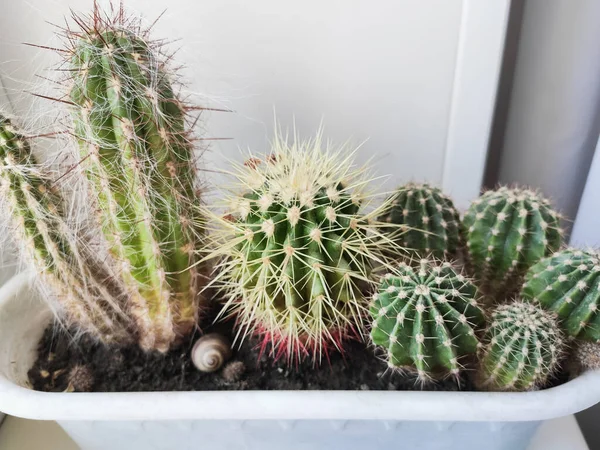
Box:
370 259 485 380
463 187 562 301
206 130 399 364
379 183 464 260
478 300 564 391
0 114 133 343
522 249 600 341
61 7 205 351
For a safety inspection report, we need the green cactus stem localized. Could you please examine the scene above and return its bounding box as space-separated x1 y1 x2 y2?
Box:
206 130 400 364
380 183 464 260
522 248 600 341
370 259 485 380
463 186 562 302
0 114 133 343
478 300 564 391
64 6 205 351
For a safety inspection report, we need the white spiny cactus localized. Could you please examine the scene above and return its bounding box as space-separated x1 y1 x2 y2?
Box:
205 128 401 364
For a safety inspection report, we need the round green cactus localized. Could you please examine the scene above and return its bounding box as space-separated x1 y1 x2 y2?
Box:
463 187 562 301
207 131 399 364
370 259 485 380
522 248 600 341
64 7 205 351
478 300 564 391
379 183 464 260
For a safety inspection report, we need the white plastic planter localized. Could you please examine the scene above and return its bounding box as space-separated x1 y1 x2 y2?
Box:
0 273 599 450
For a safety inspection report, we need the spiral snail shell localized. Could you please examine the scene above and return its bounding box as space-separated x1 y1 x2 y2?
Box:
191 333 232 373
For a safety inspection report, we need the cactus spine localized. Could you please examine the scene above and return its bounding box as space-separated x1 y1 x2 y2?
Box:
478 300 564 391
0 114 133 342
522 249 600 341
463 187 562 301
65 7 204 351
207 130 399 364
370 259 485 380
380 183 464 260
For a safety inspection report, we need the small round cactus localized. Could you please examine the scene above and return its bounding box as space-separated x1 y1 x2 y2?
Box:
463 187 562 301
478 300 564 391
379 183 464 260
370 259 485 380
207 130 399 364
572 341 600 374
522 248 600 341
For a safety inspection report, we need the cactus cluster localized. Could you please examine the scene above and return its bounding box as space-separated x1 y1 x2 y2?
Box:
522 249 600 341
206 132 398 363
380 183 464 260
61 6 206 351
0 114 133 343
370 259 485 380
463 187 562 301
4 3 594 391
478 300 564 391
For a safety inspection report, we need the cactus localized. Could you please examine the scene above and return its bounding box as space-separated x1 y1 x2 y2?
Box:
206 130 399 364
571 340 600 373
379 183 464 260
0 114 133 343
478 300 564 391
521 248 600 341
370 259 485 380
463 187 562 301
61 6 206 351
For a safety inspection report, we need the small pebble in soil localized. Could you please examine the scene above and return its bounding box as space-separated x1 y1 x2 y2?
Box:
67 365 94 392
222 361 246 383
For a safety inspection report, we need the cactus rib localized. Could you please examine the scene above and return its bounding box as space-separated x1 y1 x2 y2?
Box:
464 186 562 301
65 7 204 351
522 248 600 341
205 129 401 364
478 300 564 391
370 259 485 381
380 183 465 260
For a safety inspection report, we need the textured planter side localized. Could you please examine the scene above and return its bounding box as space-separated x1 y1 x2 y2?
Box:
0 274 599 450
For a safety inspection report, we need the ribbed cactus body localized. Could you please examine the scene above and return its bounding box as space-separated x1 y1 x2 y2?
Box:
478 300 564 391
0 115 132 342
370 260 485 380
572 341 600 373
68 20 202 351
464 187 562 301
208 132 397 363
522 249 600 341
380 183 463 260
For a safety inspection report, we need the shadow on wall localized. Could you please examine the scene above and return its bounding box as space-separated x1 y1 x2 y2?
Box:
484 0 600 239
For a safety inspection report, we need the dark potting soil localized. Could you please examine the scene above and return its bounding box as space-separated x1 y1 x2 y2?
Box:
28 315 571 393
29 321 478 393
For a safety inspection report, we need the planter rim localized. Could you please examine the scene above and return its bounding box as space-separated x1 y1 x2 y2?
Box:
1 273 599 422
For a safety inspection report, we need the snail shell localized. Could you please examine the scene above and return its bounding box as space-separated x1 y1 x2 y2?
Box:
192 333 232 373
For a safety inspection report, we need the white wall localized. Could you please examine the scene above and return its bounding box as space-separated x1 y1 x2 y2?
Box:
0 0 507 205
